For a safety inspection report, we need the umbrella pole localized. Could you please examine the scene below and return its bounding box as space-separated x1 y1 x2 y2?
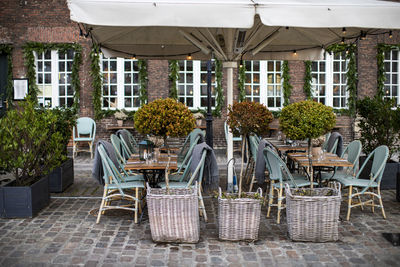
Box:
206 60 213 148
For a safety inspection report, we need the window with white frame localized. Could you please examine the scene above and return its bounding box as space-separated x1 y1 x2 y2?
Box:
244 60 283 110
384 49 399 104
178 60 216 109
100 55 141 110
311 52 348 108
35 49 75 107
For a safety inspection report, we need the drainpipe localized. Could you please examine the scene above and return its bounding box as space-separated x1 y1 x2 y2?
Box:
223 61 237 192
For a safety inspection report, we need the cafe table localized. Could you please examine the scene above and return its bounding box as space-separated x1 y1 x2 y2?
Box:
125 153 178 187
287 152 353 186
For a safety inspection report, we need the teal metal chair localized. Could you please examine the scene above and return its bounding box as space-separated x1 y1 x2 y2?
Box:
158 150 208 222
322 132 331 151
97 144 145 224
264 147 317 224
111 134 130 163
335 145 389 221
118 129 138 155
246 135 260 191
176 128 204 172
73 117 96 159
110 134 143 179
320 140 362 182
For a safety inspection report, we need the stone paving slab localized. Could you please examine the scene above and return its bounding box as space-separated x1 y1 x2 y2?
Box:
0 157 399 266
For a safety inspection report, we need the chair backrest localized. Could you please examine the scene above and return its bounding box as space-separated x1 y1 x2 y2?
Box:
119 129 137 154
322 132 331 151
341 140 362 175
177 135 201 173
75 117 96 138
263 147 296 185
110 134 130 163
356 145 389 187
249 135 259 161
185 150 207 187
98 144 126 195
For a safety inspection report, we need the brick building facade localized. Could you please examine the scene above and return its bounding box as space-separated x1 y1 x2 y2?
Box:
1 0 400 148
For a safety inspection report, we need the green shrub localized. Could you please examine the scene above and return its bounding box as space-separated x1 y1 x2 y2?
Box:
356 96 400 159
279 100 336 141
49 107 77 157
0 99 65 186
134 98 195 139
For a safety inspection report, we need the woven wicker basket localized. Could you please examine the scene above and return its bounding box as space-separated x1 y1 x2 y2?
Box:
285 183 341 242
218 188 262 241
147 183 199 243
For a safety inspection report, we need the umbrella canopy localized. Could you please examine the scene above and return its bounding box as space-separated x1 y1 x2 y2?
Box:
68 0 400 60
68 0 400 190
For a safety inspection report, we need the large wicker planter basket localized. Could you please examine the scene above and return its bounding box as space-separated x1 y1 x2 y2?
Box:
146 184 200 243
285 183 341 242
218 188 262 241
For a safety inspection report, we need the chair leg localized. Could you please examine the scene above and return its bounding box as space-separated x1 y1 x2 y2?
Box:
371 188 375 213
198 186 208 222
346 186 353 221
97 185 108 224
89 141 93 159
267 181 274 218
377 187 386 219
277 184 283 224
134 187 139 223
72 141 76 159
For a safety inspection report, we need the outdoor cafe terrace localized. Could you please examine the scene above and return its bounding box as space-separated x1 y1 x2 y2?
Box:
0 154 399 267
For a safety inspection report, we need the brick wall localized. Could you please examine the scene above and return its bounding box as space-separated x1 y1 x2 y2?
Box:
1 0 400 147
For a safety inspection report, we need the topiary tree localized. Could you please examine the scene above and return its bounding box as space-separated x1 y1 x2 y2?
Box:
0 98 65 186
356 96 400 160
227 101 273 195
279 100 336 187
134 98 195 145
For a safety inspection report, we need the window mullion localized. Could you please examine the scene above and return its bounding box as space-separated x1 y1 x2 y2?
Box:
260 61 267 106
117 58 124 110
193 61 201 109
52 50 59 108
326 53 333 107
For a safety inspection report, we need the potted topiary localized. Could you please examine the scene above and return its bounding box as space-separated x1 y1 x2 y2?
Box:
47 107 77 193
219 101 272 241
134 98 198 243
356 96 400 189
0 99 65 218
279 100 341 242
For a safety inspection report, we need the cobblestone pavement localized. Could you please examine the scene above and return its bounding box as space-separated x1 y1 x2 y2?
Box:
0 156 400 266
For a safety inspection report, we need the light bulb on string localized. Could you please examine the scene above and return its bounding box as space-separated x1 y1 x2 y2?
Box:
187 53 192 60
389 30 393 39
342 27 346 35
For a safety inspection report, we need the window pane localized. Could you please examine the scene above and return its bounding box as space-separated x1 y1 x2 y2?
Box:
125 73 131 84
110 60 117 71
186 97 193 107
66 98 73 107
59 62 65 72
253 61 260 71
125 61 131 71
133 85 139 96
67 61 73 71
125 86 131 96
110 85 117 95
268 62 274 71
44 50 51 59
59 86 65 96
45 74 51 84
125 98 132 108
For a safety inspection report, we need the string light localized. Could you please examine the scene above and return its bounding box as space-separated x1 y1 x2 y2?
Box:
389 30 393 39
293 50 297 56
186 53 192 60
239 55 244 68
342 27 346 35
341 37 345 44
131 54 136 60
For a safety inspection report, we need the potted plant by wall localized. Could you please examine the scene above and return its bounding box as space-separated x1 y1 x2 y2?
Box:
134 98 198 243
279 100 341 242
219 101 272 241
356 96 400 189
0 99 65 218
47 107 77 193
114 110 128 127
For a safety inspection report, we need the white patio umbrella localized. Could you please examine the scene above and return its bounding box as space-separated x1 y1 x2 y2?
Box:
68 0 400 190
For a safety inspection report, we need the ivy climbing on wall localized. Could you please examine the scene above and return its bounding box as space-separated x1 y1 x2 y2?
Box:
22 42 82 112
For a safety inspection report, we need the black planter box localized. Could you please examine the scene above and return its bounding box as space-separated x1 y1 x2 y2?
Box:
0 174 50 218
359 157 399 189
49 157 74 193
